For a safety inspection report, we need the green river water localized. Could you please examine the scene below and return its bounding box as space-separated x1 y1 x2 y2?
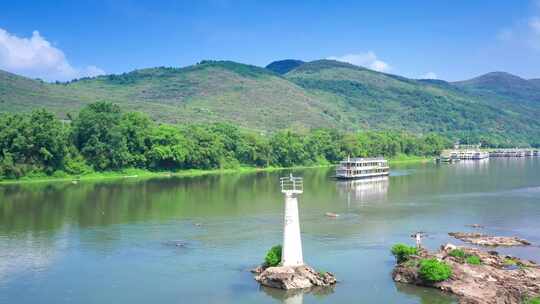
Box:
1 158 539 303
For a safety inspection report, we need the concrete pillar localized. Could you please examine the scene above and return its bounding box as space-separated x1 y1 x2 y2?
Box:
281 193 303 267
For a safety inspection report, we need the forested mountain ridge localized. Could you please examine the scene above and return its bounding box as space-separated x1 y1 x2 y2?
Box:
1 59 540 146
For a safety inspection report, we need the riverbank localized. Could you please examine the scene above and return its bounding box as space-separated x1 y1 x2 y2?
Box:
0 155 432 185
0 165 329 185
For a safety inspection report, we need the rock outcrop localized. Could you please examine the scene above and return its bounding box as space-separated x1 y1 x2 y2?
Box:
254 265 337 290
449 232 531 247
392 244 540 304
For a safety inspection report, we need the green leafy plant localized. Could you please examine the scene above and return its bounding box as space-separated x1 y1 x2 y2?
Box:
264 245 282 267
419 258 453 282
391 244 418 263
466 255 481 265
524 297 540 304
448 249 466 259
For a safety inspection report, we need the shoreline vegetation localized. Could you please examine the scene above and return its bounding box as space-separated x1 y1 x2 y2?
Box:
1 101 449 184
0 155 430 185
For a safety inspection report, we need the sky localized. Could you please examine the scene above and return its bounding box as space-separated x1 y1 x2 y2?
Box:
0 0 539 82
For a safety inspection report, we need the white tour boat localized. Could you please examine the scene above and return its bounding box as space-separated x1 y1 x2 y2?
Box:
335 157 390 179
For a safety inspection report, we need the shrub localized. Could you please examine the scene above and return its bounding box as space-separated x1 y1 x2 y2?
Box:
524 297 540 304
391 244 418 263
466 255 481 265
448 249 466 259
264 245 282 267
419 258 453 282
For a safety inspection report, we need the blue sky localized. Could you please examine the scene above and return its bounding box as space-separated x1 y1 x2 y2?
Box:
1 0 539 81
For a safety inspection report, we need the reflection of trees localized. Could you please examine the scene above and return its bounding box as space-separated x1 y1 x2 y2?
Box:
395 283 455 304
0 171 289 236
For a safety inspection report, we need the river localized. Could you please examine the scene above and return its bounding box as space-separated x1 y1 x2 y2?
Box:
1 158 539 303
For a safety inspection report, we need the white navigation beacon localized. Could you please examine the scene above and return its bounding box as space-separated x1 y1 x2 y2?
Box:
279 174 304 267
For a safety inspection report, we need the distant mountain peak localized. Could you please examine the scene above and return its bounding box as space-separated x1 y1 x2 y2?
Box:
453 71 540 103
265 59 305 74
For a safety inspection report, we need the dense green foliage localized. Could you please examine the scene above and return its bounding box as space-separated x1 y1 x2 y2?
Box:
2 59 540 146
418 259 453 282
448 249 482 265
266 59 305 74
524 297 540 304
391 244 419 263
466 255 481 265
264 245 282 267
0 102 451 180
448 249 466 259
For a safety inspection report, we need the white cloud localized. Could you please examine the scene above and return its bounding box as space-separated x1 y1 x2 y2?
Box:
420 72 438 79
0 28 104 81
327 51 391 72
529 17 540 33
496 3 540 51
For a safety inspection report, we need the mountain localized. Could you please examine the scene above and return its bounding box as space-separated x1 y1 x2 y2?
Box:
283 60 540 144
265 59 305 74
529 78 540 87
0 61 341 130
1 60 540 145
453 72 540 103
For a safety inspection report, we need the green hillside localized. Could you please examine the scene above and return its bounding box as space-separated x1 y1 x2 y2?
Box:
1 59 540 145
0 61 340 131
285 60 540 144
265 59 305 74
453 72 540 103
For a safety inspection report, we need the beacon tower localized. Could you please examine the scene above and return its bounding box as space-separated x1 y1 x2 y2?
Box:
280 174 304 267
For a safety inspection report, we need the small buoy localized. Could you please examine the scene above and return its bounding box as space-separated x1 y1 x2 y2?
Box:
325 212 339 218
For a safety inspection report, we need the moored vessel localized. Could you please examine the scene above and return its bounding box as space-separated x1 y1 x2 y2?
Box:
335 157 389 179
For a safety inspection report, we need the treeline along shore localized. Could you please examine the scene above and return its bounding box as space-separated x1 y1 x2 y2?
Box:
0 102 452 181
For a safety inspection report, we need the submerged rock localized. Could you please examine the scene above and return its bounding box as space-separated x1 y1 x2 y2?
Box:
465 224 485 229
449 232 531 247
254 265 337 290
162 240 188 247
392 244 540 303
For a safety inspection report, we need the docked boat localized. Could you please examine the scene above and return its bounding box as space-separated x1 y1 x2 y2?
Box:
335 157 389 179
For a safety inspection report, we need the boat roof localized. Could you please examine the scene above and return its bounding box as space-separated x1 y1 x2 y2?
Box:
341 157 387 162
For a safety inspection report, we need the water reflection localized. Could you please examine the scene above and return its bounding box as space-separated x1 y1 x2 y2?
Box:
261 285 335 304
336 176 389 205
449 158 489 170
0 160 539 304
395 283 455 304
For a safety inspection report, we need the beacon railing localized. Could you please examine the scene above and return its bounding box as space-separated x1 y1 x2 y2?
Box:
280 174 303 194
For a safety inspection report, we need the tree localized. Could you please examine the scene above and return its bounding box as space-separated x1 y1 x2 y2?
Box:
120 112 154 167
146 124 189 170
71 102 130 170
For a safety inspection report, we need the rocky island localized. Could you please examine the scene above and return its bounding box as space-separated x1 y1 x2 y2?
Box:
449 232 531 247
391 243 540 303
253 264 337 290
